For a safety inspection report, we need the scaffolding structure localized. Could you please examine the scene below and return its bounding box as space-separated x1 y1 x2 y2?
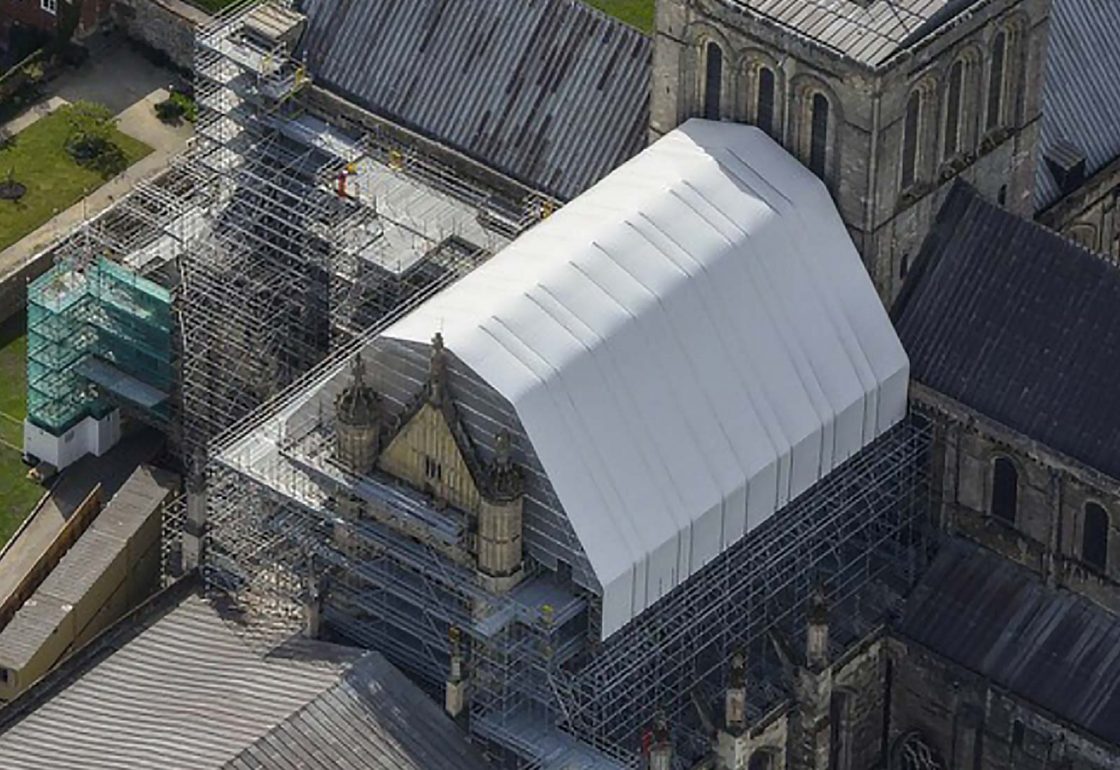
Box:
24 0 537 468
147 3 933 768
199 370 930 769
549 418 931 760
27 257 174 435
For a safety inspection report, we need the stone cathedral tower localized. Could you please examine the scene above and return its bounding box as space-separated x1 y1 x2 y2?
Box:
651 0 1051 302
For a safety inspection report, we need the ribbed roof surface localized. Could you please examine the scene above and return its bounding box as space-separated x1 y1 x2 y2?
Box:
1035 0 1120 207
0 465 176 670
382 120 908 637
894 183 1120 480
297 0 651 200
902 540 1120 746
0 593 485 769
721 0 984 68
228 654 490 770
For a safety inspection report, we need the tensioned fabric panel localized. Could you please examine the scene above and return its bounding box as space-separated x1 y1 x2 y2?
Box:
382 120 909 638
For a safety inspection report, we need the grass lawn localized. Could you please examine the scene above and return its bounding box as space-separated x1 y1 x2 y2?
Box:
584 0 655 33
0 105 152 252
0 315 43 549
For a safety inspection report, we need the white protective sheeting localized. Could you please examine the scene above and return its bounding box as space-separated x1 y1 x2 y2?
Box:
382 120 909 639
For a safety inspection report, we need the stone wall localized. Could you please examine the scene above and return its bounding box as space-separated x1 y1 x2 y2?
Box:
915 383 1120 614
888 637 1118 770
1037 158 1120 257
711 627 1118 769
0 249 53 325
110 0 206 72
650 0 1049 302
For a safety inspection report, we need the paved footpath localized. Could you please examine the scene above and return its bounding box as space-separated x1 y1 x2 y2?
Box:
0 36 193 287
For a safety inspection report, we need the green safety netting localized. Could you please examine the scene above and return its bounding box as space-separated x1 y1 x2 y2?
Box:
27 258 173 435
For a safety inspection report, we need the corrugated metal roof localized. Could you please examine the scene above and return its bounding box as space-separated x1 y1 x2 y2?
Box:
297 0 651 200
721 0 985 68
1035 0 1120 208
0 591 487 769
380 120 908 638
894 182 1120 480
901 540 1120 746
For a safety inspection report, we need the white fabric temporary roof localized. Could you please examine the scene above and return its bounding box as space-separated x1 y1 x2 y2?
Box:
383 120 909 639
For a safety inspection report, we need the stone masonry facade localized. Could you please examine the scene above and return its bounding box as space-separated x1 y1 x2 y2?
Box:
651 0 1049 302
708 629 1117 770
915 384 1120 615
1038 159 1120 258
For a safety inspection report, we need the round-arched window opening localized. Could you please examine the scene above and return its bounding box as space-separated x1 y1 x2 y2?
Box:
991 456 1018 523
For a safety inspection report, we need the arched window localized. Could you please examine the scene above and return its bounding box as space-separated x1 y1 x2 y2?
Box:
896 733 947 770
1068 224 1098 250
756 67 776 138
901 90 922 188
809 93 830 177
830 691 853 770
986 31 1006 130
1083 503 1109 572
944 59 965 157
991 457 1018 523
704 42 723 120
748 750 775 770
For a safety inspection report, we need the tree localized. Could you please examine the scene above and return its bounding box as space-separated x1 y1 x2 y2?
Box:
63 101 125 176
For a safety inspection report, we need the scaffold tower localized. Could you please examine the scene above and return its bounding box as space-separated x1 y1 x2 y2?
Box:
27 257 174 435
195 362 930 770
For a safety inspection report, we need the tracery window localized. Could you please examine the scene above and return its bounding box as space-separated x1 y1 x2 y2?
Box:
897 733 946 770
748 750 775 770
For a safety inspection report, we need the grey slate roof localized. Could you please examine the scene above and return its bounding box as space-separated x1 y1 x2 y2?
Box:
0 590 489 770
1035 0 1120 207
228 654 490 770
721 0 985 68
901 540 1120 746
893 182 1120 481
297 0 651 201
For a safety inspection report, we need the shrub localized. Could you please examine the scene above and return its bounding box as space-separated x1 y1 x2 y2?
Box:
155 98 185 124
170 92 198 123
